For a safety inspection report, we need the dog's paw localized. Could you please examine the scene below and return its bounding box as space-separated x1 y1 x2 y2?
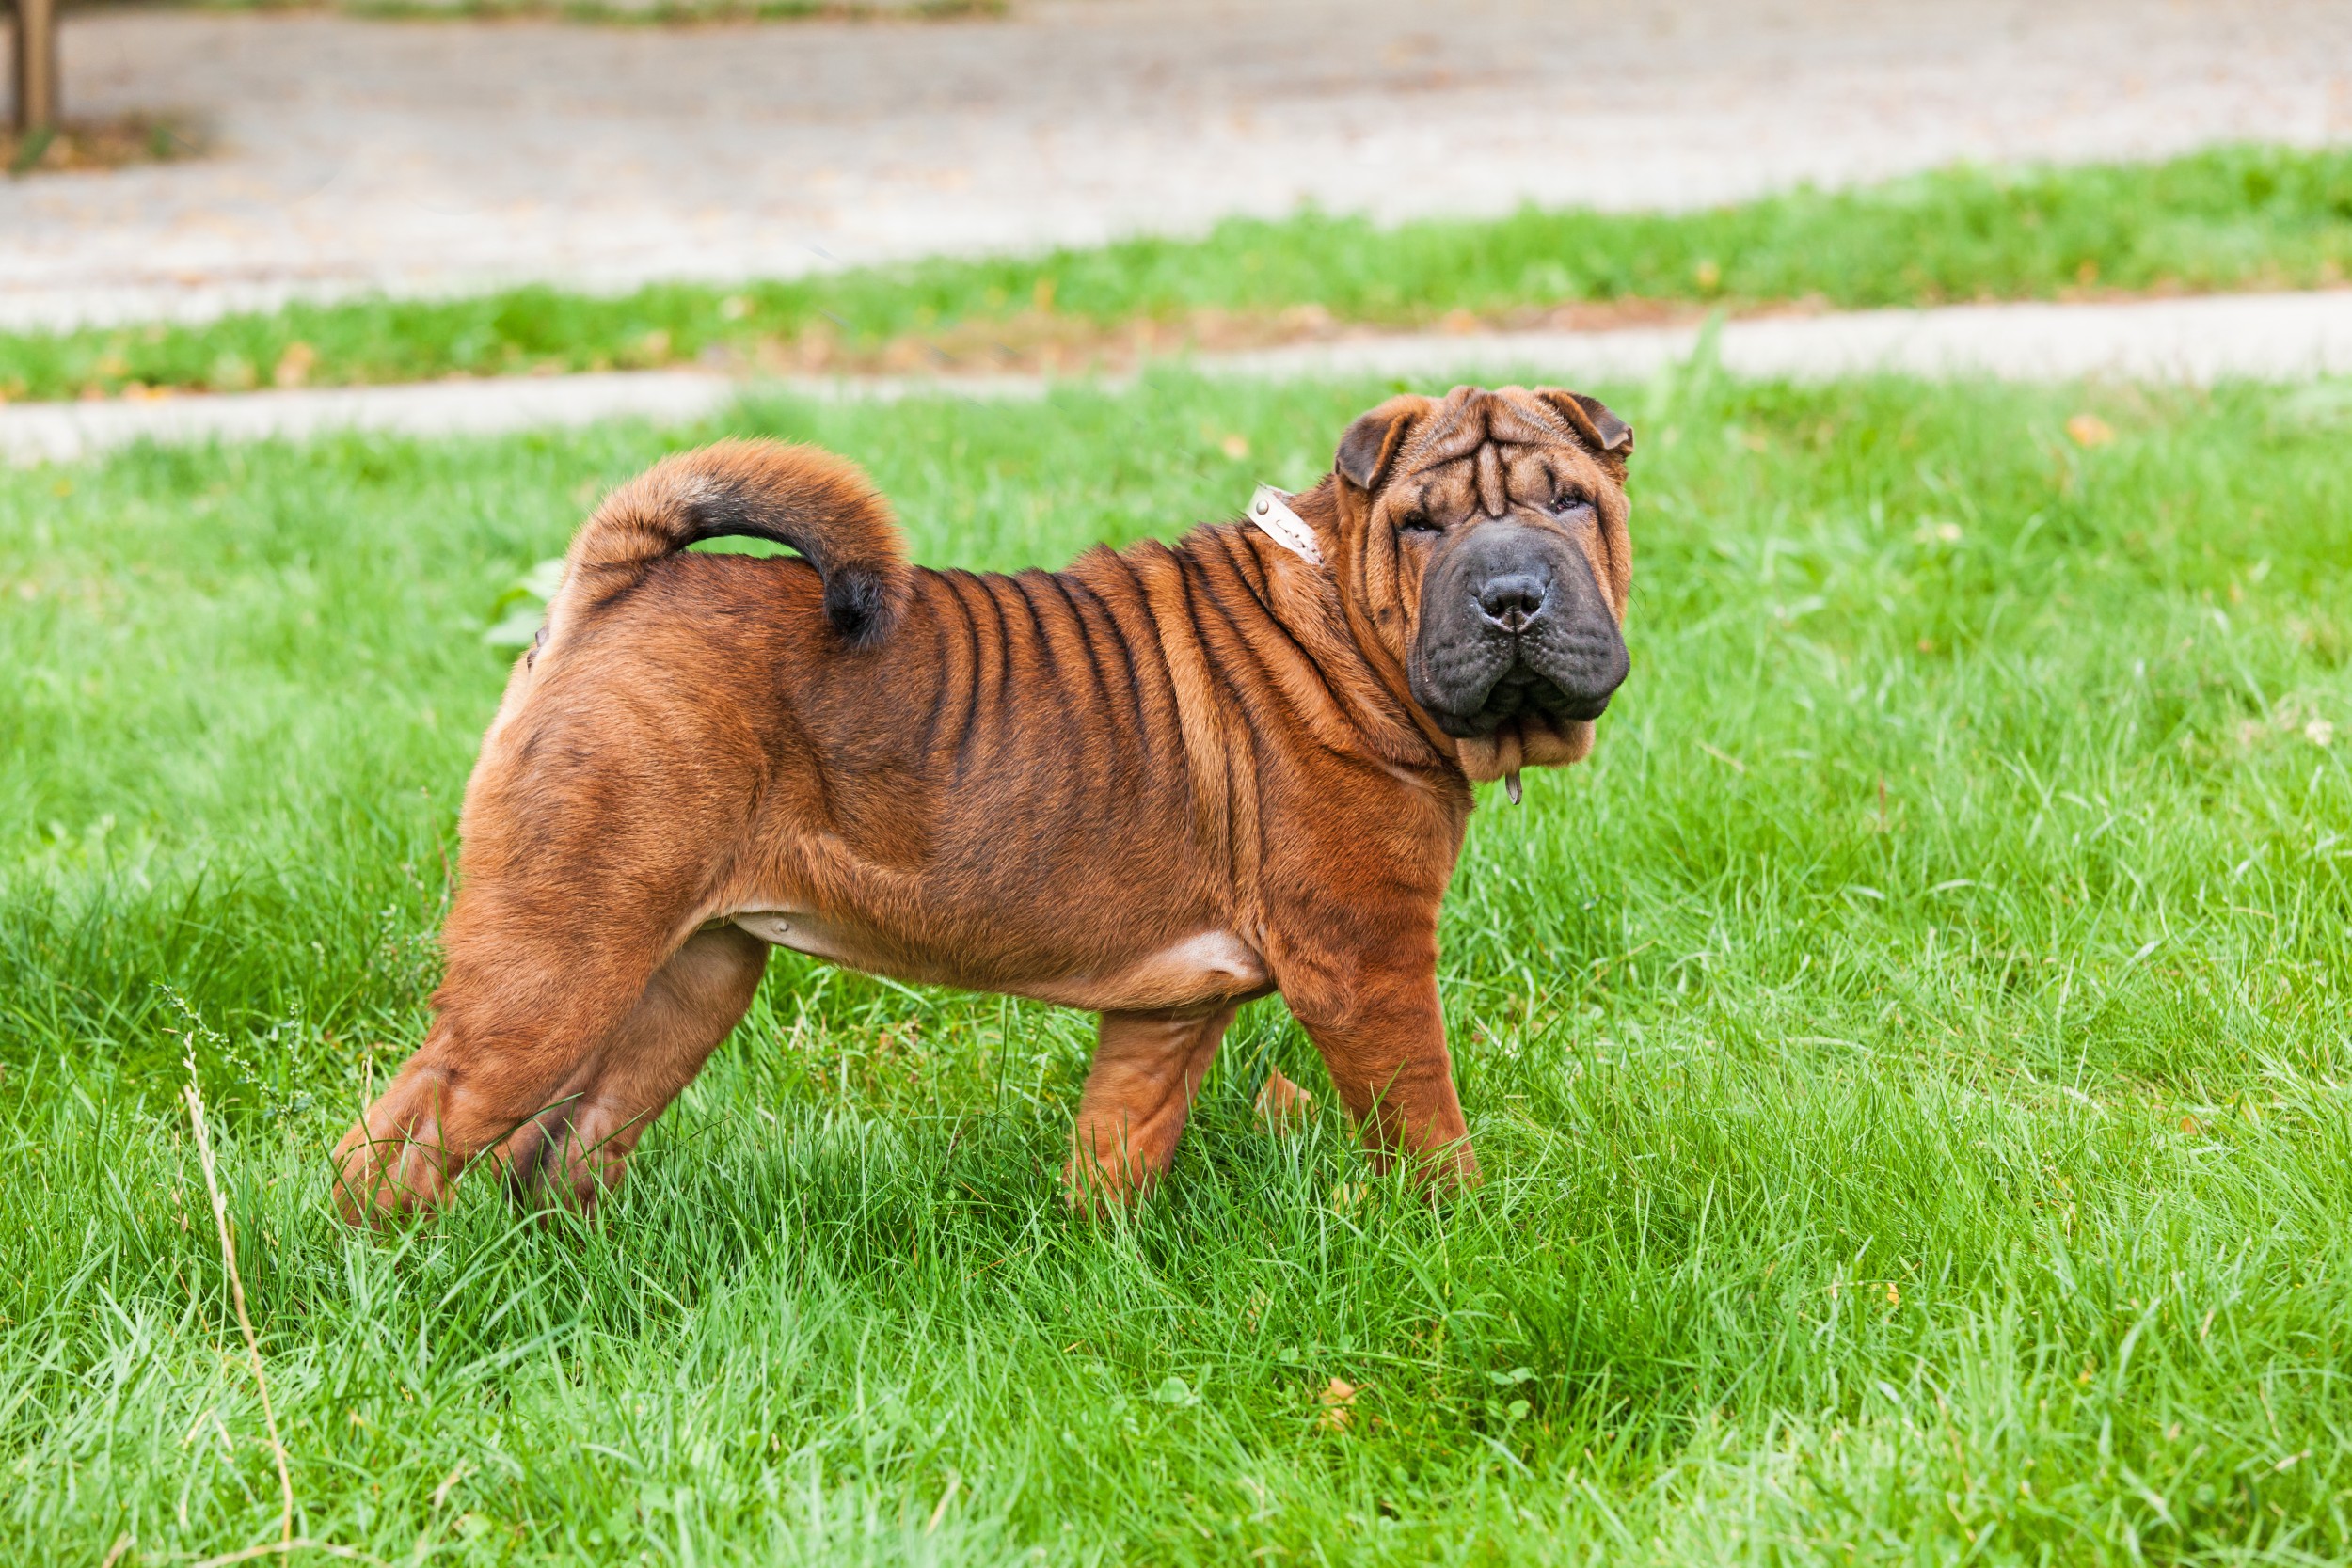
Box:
331 1069 461 1225
1061 1153 1153 1218
1253 1068 1316 1133
497 1101 638 1216
331 1120 455 1225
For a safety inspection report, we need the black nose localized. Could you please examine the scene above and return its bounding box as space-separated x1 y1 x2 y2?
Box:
1475 572 1548 632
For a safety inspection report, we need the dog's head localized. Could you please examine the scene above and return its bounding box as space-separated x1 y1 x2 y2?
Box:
1329 384 1634 782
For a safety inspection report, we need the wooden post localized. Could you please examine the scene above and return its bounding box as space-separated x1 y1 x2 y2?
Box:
11 0 59 135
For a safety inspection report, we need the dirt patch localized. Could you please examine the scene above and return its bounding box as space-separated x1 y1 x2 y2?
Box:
190 0 1001 21
717 297 1767 380
5 118 204 179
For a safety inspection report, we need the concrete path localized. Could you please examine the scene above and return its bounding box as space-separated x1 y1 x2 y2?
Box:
10 290 2352 465
11 0 2352 332
0 372 747 466
0 367 1065 464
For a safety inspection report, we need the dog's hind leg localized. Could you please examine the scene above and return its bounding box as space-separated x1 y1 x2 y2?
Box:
1065 1004 1238 1210
332 879 698 1223
498 924 770 1210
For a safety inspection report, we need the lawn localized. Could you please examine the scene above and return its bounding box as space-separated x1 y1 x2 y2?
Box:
8 141 2352 401
2 368 2349 1564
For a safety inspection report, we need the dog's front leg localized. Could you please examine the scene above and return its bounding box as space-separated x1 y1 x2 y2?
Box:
1065 1005 1238 1211
1283 965 1479 1191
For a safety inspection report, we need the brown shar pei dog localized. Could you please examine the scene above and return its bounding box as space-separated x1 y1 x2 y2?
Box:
333 383 1635 1221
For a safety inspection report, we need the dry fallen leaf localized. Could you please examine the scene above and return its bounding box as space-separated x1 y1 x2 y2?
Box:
1219 433 1249 460
274 341 317 389
1318 1377 1359 1431
2065 413 2115 448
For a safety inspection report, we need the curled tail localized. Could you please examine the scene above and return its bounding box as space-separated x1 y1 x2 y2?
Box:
560 438 910 645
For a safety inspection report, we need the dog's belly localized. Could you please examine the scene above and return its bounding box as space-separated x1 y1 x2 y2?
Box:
729 910 1268 1013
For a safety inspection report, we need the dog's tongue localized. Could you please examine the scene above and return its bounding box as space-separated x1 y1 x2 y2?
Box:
1495 725 1524 806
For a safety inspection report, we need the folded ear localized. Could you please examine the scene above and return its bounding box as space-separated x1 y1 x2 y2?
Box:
1334 395 1430 493
1536 388 1634 460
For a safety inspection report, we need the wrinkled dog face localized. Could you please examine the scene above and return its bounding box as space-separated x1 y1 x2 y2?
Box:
1332 384 1634 781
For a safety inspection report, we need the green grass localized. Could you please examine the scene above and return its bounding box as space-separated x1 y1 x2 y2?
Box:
3 368 2350 1564
10 141 2352 401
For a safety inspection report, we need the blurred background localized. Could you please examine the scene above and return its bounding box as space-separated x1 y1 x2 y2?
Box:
8 0 2351 328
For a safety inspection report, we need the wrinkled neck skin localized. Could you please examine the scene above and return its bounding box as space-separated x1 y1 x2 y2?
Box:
1235 480 1472 786
1288 478 1533 788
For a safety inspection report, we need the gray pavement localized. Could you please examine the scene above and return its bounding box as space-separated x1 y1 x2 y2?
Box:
11 0 2352 331
0 371 748 465
12 290 2352 465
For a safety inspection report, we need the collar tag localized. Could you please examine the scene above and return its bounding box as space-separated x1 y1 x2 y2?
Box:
1248 484 1325 567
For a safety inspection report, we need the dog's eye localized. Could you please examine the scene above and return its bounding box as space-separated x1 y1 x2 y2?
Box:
1549 493 1597 521
1397 512 1441 535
